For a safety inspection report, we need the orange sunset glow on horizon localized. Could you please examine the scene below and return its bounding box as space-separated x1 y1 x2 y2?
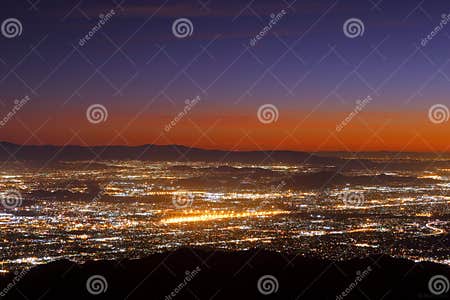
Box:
2 109 449 152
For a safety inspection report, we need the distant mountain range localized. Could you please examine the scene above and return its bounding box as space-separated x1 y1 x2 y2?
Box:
1 142 449 171
1 248 449 299
0 141 344 165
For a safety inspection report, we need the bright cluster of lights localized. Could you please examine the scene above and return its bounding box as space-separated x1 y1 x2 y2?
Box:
160 210 289 224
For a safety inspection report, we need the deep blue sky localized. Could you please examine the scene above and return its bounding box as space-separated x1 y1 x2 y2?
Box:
0 0 449 151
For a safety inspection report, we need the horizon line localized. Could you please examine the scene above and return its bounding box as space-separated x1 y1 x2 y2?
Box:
1 140 450 154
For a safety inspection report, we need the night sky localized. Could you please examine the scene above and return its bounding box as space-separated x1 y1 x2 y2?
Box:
1 0 450 151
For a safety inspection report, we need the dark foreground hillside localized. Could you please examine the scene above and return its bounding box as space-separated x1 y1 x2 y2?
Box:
1 248 449 300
